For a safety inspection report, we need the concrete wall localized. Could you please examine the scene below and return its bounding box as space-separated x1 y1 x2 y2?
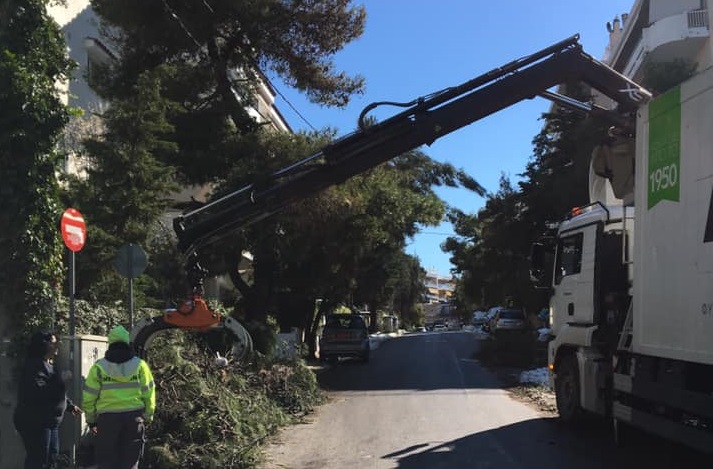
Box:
649 0 701 24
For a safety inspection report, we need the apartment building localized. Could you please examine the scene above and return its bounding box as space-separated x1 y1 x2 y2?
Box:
47 1 292 298
423 269 456 303
585 0 710 208
48 0 290 182
604 0 711 80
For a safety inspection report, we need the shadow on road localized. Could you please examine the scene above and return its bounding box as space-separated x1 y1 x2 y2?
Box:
383 415 708 469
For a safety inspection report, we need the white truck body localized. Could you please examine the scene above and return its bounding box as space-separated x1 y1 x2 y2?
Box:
546 64 713 453
633 67 713 364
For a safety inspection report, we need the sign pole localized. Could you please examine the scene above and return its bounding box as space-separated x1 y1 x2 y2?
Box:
128 243 134 329
114 243 148 332
59 207 87 468
69 249 76 337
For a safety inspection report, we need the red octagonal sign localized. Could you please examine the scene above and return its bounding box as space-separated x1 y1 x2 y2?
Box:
61 208 86 252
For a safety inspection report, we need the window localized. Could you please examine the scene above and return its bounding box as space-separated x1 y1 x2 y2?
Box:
555 233 583 285
84 37 115 90
87 55 101 89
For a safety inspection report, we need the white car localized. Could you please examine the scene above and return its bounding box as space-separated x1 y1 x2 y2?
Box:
432 324 448 332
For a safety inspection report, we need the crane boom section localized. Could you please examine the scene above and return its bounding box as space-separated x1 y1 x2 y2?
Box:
173 35 650 257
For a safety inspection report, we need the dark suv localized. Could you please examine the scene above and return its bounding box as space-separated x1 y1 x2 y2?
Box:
319 314 370 363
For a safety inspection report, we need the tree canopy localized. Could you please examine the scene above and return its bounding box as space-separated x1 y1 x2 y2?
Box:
69 0 487 339
446 84 610 314
89 0 367 184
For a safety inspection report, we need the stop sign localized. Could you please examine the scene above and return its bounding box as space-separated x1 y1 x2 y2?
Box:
61 208 86 252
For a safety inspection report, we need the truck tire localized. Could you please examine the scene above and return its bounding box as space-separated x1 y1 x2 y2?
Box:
555 353 581 422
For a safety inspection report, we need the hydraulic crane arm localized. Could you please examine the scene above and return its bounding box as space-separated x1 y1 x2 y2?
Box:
173 34 649 260
131 35 650 358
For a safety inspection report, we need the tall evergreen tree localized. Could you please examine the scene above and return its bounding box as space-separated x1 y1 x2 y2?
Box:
74 0 369 306
519 84 608 228
67 66 179 302
89 0 367 184
446 83 611 313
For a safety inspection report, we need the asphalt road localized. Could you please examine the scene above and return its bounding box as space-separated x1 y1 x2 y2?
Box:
262 331 707 469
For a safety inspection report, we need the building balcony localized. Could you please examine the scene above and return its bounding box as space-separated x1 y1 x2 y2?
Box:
425 282 454 292
623 9 709 80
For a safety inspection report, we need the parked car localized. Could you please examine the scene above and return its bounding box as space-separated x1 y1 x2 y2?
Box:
482 306 504 332
490 308 529 335
319 314 370 363
471 311 488 327
432 323 448 332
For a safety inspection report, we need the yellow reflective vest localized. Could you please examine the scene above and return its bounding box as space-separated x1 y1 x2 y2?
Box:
82 356 155 425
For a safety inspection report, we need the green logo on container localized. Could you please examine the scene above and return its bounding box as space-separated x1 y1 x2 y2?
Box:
648 86 681 209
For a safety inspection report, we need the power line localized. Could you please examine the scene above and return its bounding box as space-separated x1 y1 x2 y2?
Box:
270 82 317 131
161 0 202 49
161 0 317 133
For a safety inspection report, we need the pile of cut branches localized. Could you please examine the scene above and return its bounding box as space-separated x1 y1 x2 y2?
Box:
142 331 324 468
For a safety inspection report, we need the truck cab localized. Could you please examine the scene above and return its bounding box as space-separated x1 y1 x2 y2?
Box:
549 203 632 355
536 64 713 453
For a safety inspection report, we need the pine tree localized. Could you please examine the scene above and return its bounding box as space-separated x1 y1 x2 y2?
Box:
68 66 179 302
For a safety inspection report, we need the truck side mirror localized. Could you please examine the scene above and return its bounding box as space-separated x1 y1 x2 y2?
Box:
529 242 554 290
530 243 545 278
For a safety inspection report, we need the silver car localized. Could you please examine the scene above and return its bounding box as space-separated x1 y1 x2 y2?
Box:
491 309 529 333
319 314 370 363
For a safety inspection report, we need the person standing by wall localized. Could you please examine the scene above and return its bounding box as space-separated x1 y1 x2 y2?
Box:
13 331 83 469
82 326 155 469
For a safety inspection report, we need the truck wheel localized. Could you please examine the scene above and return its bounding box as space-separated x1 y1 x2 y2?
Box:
555 354 581 422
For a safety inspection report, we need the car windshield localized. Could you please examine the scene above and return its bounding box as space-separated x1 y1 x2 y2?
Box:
325 315 366 329
499 310 525 320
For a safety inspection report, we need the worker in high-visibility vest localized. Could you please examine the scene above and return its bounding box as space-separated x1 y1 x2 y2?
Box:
83 326 155 469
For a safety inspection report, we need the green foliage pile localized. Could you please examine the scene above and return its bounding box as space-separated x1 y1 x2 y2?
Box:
143 332 324 469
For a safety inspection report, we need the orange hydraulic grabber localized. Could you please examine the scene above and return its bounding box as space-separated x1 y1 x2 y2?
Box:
164 295 221 330
130 257 253 360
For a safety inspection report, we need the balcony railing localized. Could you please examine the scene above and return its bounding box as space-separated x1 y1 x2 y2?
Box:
688 9 709 29
623 37 646 78
621 9 709 78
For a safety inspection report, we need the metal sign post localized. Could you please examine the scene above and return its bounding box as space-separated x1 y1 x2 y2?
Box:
114 243 148 330
69 250 75 336
60 208 86 349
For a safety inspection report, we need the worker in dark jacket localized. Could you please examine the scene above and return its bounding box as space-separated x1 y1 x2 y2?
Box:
13 331 83 469
83 326 155 469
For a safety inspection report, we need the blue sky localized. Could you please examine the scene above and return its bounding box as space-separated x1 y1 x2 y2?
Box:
269 0 635 277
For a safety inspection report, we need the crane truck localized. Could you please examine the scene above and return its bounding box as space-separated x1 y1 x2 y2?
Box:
530 60 713 451
127 35 649 380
